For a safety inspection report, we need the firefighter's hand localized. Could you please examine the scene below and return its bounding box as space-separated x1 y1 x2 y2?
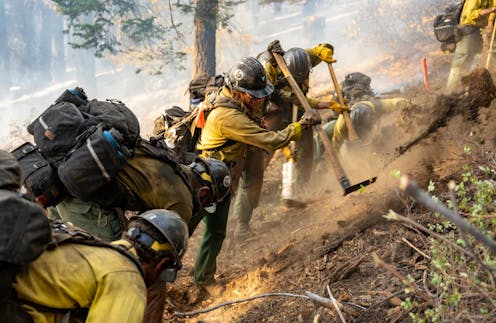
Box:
299 110 321 128
328 101 350 114
314 43 334 63
268 40 285 55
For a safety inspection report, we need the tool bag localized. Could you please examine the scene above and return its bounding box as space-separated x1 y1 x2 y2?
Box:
57 126 128 208
27 101 87 161
433 1 466 51
11 142 67 207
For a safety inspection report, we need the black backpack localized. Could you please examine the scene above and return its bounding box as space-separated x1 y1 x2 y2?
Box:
11 142 67 207
433 1 466 52
0 189 52 320
17 89 140 207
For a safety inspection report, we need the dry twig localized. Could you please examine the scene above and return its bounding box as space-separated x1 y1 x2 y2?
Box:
327 285 346 323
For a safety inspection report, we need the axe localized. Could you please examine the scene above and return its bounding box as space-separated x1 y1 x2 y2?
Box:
272 51 376 195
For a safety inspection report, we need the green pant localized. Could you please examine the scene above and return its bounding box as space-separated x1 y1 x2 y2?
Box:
194 194 231 285
447 30 482 91
232 147 265 227
47 198 123 242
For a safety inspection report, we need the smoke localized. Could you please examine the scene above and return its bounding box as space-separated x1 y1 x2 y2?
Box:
1 0 451 149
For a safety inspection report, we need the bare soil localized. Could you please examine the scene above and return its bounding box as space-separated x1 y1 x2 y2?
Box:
163 69 496 322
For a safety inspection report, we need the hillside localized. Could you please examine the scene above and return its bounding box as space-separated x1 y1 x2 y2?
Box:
164 68 496 322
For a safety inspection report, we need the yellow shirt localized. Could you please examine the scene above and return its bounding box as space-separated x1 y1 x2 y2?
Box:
117 146 193 223
196 88 301 162
332 98 408 150
460 0 496 27
14 242 146 323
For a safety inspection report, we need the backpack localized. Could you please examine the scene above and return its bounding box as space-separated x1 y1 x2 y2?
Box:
18 89 140 207
153 91 218 163
11 142 67 207
0 189 52 313
433 1 466 52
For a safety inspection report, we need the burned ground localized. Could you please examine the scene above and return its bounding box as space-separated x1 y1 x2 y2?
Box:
163 69 496 322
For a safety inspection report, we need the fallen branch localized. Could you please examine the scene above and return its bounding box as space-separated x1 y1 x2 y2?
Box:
401 237 431 260
352 290 404 322
400 176 496 254
174 291 334 317
372 253 432 302
384 210 471 258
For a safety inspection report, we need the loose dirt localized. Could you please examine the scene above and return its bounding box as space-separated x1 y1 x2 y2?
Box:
163 68 496 322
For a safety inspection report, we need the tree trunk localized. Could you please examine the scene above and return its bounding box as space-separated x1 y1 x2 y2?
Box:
50 13 65 82
0 0 10 97
193 0 218 77
72 14 96 97
37 3 53 84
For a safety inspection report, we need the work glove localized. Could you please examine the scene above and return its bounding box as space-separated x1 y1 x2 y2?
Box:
328 101 350 114
299 109 321 128
314 43 334 63
267 40 285 55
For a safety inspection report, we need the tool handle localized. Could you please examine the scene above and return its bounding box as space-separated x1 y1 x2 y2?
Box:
326 63 360 142
272 52 351 190
486 21 496 68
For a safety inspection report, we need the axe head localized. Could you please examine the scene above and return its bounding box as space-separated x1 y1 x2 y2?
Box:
344 177 377 195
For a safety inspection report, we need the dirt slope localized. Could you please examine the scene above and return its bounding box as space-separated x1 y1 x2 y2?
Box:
163 69 496 322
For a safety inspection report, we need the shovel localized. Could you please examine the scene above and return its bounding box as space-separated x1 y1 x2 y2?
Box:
272 51 376 195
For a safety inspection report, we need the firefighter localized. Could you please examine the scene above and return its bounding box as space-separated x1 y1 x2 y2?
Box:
13 209 188 323
447 1 496 91
314 72 410 159
231 40 349 240
195 56 321 296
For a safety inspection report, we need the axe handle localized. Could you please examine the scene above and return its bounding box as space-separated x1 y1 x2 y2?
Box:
326 63 360 142
273 52 351 190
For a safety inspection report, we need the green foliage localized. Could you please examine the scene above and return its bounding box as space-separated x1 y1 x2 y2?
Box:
405 160 496 321
51 0 245 73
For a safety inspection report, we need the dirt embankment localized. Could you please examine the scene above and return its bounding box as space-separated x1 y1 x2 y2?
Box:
164 69 496 322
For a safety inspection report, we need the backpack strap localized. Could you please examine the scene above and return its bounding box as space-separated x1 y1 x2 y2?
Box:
137 139 194 194
49 220 144 278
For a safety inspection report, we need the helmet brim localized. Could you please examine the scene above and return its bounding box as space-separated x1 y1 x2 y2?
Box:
235 80 274 98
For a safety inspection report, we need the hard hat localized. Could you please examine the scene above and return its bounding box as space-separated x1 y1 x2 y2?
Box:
350 103 376 139
283 47 312 84
225 57 274 98
190 157 231 204
128 209 188 282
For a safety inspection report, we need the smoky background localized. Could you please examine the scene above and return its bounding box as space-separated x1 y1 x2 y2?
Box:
0 0 450 150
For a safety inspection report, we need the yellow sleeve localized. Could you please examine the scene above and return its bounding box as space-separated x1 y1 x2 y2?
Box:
264 61 280 84
461 0 485 25
305 48 322 67
332 115 347 150
220 110 301 151
86 271 146 323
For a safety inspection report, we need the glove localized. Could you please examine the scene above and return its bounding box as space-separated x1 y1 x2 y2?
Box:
267 40 285 55
299 110 321 128
328 101 350 114
314 43 334 63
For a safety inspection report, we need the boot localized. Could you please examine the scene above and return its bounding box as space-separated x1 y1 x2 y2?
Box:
236 222 253 241
201 280 225 298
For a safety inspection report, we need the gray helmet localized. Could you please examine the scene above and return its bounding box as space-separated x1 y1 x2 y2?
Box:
225 57 274 98
341 72 374 101
350 103 376 139
0 150 21 191
190 157 231 203
129 209 188 280
283 48 312 84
